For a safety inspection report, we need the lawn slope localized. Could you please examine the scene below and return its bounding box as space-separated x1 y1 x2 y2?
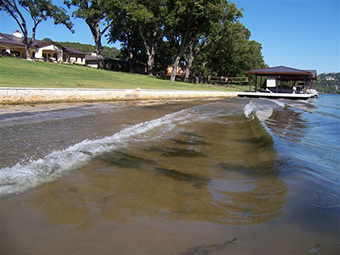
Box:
0 58 234 91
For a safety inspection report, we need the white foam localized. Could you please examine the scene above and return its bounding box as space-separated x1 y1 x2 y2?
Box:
244 99 286 121
244 100 256 118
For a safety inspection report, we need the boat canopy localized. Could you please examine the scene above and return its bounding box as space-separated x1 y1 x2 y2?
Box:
245 66 317 80
242 66 318 95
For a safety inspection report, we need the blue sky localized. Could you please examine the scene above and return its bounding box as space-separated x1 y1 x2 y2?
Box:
1 0 339 73
234 0 339 73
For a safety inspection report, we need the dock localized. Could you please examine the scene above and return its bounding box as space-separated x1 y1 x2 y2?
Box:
238 91 317 100
239 66 318 100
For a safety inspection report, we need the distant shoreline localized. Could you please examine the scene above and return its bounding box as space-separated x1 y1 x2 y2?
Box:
0 87 238 105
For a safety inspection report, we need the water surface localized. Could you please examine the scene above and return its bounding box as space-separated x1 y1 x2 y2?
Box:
0 96 339 254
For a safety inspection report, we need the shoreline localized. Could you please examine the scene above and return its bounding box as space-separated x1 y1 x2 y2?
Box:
0 87 238 104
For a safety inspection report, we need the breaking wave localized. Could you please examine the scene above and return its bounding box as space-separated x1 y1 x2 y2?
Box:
0 101 239 197
0 108 205 197
243 99 285 121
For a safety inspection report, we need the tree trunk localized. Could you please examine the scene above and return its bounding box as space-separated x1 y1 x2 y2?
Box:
87 19 104 69
128 49 134 73
184 44 195 82
25 44 30 60
23 37 33 60
170 55 181 82
184 40 206 83
184 55 194 82
170 43 186 82
139 25 157 76
146 45 156 75
95 35 104 69
170 24 190 82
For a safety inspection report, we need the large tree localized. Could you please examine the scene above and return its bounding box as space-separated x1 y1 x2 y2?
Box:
0 0 73 59
182 2 242 82
64 0 119 69
109 14 145 73
165 0 242 82
121 0 168 75
208 22 266 76
189 21 266 82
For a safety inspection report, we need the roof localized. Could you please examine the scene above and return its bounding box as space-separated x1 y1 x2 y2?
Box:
245 66 317 79
305 70 317 79
33 40 64 49
0 32 85 55
0 32 40 48
63 46 85 55
85 53 97 61
85 52 118 61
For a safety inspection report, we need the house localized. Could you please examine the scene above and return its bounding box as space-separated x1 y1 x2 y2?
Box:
166 66 184 76
85 52 100 68
86 52 146 74
63 46 86 65
325 76 335 81
0 31 85 64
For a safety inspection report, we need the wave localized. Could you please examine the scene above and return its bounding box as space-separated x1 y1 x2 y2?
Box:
243 99 285 121
0 101 235 197
0 107 204 197
244 101 256 118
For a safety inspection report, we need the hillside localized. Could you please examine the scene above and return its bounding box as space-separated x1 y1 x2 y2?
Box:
55 41 120 58
314 73 340 94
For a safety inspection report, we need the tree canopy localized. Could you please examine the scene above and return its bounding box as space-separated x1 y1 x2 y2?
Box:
108 0 265 82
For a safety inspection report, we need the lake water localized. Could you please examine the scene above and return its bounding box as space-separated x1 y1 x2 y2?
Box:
0 95 339 254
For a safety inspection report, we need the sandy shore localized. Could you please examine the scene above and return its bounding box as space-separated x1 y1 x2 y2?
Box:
0 87 238 104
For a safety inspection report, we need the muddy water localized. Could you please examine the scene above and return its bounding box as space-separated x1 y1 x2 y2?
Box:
0 97 339 254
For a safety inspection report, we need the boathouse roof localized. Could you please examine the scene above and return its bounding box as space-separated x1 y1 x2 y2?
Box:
245 66 317 80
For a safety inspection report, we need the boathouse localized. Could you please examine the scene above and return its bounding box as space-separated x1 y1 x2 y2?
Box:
238 66 318 99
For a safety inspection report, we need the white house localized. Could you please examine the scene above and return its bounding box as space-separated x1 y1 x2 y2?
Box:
34 41 64 61
325 76 335 81
0 31 85 64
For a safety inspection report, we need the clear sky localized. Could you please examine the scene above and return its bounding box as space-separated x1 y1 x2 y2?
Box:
1 0 339 73
233 0 340 74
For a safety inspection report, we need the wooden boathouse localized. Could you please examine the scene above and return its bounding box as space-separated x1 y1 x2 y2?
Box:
238 66 318 99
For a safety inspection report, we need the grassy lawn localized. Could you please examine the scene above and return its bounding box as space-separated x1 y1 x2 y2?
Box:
0 57 246 91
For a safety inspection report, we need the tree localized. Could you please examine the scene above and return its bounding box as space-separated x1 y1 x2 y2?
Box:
122 0 168 75
182 2 243 82
206 21 266 77
64 0 119 69
42 37 52 42
109 9 145 73
166 0 242 82
0 0 73 59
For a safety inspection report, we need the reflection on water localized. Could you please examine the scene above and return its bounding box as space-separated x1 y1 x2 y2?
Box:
182 237 238 255
265 105 308 142
155 167 210 188
29 111 287 229
148 146 208 157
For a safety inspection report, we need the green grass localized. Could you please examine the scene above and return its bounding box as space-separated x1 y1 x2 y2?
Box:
0 57 241 91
